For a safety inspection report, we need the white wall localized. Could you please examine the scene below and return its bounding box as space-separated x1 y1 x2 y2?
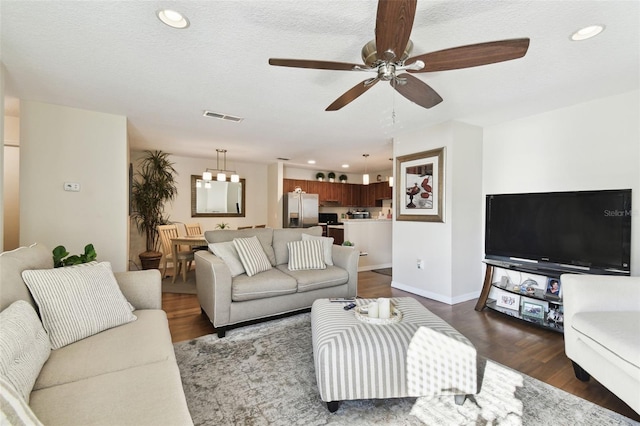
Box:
483 90 640 276
20 101 129 271
0 64 4 251
3 116 20 250
392 121 483 304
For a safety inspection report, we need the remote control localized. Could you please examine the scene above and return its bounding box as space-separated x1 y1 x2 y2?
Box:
330 298 355 303
343 302 357 311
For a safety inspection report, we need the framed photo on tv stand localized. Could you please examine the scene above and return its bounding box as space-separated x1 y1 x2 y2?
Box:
545 277 562 300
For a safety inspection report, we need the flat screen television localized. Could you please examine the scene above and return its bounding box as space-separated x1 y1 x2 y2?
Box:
485 189 632 274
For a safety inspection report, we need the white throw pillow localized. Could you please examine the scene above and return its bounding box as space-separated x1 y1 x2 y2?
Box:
233 236 272 277
301 234 334 265
287 240 327 271
0 376 44 426
209 242 246 277
0 301 50 402
21 262 137 350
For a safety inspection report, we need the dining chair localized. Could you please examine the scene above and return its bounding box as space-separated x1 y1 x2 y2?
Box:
237 225 253 229
185 222 202 236
254 224 266 228
158 224 194 282
184 222 207 251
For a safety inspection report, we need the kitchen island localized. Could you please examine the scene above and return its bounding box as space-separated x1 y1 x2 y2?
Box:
331 219 392 271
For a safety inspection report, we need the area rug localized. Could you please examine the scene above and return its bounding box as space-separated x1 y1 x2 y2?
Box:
174 313 637 426
372 267 393 276
161 271 197 294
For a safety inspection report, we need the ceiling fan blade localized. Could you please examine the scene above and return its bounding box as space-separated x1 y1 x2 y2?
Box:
407 38 530 72
393 73 443 109
326 78 380 111
375 0 417 62
269 58 363 71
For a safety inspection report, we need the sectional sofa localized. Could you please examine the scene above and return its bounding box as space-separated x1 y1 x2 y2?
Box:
0 243 193 426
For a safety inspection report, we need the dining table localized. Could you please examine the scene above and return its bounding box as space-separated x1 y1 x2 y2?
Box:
170 235 208 283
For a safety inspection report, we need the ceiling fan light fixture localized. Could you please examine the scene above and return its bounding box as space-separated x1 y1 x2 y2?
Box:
571 25 605 41
156 9 190 29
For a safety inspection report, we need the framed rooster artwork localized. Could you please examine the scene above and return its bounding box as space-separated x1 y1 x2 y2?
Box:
396 147 444 222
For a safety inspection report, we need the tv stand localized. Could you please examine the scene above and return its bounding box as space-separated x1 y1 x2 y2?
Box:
475 260 567 333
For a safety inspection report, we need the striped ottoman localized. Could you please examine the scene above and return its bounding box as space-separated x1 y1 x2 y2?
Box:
311 297 477 412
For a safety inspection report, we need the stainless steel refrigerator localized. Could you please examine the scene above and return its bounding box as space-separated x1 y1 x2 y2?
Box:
283 192 319 228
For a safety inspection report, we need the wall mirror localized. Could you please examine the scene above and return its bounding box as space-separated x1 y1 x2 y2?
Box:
191 175 246 217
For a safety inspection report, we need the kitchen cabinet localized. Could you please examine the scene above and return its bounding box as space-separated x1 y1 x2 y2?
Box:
282 178 391 207
283 179 308 193
327 226 344 245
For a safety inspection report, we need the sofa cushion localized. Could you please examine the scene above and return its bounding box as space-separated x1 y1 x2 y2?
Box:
273 226 323 265
301 234 334 265
572 311 640 370
277 264 348 292
233 236 273 277
0 243 52 312
287 240 326 271
231 269 297 302
21 262 137 350
208 242 245 277
33 310 175 391
0 301 51 402
205 228 276 265
0 376 43 426
29 360 193 426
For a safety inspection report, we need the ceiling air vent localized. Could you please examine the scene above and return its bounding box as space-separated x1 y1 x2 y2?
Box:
203 110 244 122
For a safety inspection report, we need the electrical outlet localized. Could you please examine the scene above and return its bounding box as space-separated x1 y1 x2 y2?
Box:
64 182 81 192
417 259 425 269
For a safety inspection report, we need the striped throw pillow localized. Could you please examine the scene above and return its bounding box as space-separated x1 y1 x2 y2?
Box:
21 262 137 350
287 240 327 271
233 236 272 277
0 301 50 402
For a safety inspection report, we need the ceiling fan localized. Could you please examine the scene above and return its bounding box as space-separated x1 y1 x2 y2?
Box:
269 0 529 111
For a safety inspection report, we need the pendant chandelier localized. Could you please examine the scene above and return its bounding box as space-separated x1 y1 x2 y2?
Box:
202 149 239 183
362 154 370 185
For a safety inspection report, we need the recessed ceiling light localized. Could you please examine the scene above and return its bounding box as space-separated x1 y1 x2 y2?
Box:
342 164 349 168
571 24 604 41
157 9 190 29
307 160 316 164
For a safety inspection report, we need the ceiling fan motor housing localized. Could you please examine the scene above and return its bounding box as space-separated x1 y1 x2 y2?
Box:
361 39 414 67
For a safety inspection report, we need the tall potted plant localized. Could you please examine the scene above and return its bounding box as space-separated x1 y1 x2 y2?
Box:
131 150 178 269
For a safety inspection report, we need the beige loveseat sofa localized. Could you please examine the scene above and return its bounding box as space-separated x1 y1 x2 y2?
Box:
195 226 359 337
562 273 640 414
0 243 193 426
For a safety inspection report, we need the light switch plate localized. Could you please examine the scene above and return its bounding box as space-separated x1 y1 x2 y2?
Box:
64 182 81 192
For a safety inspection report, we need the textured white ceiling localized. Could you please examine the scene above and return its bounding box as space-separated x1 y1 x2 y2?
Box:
2 1 638 173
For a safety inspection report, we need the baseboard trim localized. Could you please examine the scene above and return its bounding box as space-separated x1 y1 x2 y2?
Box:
391 281 480 305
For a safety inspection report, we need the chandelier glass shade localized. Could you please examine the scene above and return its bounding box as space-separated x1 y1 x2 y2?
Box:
362 154 370 185
202 149 239 183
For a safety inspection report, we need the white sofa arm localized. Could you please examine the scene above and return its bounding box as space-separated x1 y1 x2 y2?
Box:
331 245 360 297
195 250 232 327
114 270 162 310
562 274 640 315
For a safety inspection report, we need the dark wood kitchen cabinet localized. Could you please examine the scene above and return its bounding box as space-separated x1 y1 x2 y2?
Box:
283 178 390 207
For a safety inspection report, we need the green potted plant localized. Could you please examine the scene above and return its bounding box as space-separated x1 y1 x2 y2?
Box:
52 244 97 268
339 174 348 183
327 172 336 182
216 222 230 229
316 172 325 181
131 150 178 270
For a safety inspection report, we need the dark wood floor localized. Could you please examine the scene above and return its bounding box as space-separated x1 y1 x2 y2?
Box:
162 270 639 421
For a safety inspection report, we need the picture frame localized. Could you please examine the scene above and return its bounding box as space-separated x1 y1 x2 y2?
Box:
522 301 545 319
396 147 444 222
495 289 521 311
545 277 562 298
